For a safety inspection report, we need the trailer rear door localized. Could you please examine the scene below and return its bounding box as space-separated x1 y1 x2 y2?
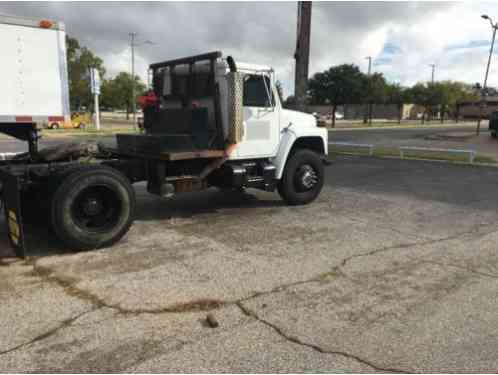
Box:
0 15 70 124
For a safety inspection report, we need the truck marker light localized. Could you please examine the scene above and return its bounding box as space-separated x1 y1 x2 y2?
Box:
39 20 53 29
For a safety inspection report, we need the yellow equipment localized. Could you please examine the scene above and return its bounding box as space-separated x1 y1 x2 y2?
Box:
47 112 91 130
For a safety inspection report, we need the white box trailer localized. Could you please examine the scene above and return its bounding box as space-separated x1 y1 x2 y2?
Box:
0 14 70 139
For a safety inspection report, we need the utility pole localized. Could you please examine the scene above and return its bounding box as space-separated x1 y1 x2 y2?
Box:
429 63 435 84
129 32 154 130
429 64 436 121
129 32 137 127
294 1 312 112
364 56 372 125
478 14 498 135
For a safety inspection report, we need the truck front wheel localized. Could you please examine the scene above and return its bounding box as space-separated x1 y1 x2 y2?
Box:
278 149 324 205
51 166 135 250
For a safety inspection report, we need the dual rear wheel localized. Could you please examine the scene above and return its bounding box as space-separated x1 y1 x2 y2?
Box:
51 166 135 250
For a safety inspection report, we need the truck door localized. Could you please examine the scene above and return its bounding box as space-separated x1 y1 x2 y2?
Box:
234 74 279 159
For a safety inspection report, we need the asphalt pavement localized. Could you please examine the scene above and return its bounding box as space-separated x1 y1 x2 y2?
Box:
329 123 498 159
331 123 470 140
1 155 498 372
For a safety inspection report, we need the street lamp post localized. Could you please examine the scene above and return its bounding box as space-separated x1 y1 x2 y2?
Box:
477 14 498 135
129 32 154 130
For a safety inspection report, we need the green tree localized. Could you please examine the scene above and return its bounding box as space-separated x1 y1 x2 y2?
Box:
283 95 296 108
66 36 106 111
308 64 367 127
365 72 388 124
385 83 407 124
275 80 284 104
437 81 479 122
100 72 146 119
406 83 433 123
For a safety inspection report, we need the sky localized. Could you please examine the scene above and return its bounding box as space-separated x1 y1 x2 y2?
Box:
2 1 498 98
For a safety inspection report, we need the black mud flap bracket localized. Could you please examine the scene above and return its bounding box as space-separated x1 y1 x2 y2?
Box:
321 156 332 166
0 171 26 257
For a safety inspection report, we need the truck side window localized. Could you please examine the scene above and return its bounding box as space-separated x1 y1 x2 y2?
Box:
243 75 274 107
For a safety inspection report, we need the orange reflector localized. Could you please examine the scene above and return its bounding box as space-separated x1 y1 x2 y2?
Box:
39 20 53 28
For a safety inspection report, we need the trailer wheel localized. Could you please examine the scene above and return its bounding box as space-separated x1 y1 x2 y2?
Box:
50 122 60 130
277 149 324 205
51 166 135 250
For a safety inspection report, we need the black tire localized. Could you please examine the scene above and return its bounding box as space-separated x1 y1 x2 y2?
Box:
492 131 497 138
278 149 324 205
51 165 135 250
51 122 60 130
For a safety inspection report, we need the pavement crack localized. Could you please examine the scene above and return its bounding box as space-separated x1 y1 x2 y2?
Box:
339 223 498 270
0 308 97 357
30 259 224 315
23 223 497 322
235 302 409 373
236 225 497 306
417 260 498 280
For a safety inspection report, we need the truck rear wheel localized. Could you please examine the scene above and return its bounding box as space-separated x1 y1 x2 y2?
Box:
51 166 135 250
278 149 324 205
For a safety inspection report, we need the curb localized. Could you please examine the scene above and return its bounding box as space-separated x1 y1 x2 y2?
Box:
327 123 479 132
329 142 494 165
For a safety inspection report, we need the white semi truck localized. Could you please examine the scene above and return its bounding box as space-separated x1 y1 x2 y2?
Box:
0 14 70 146
0 50 328 257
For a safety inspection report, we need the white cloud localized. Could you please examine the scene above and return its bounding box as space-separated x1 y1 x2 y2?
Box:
372 2 498 87
2 1 498 94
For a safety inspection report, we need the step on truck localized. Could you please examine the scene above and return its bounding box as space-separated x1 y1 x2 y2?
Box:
0 49 329 257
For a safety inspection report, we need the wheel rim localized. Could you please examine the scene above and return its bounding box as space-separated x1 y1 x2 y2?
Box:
71 185 123 233
294 164 319 192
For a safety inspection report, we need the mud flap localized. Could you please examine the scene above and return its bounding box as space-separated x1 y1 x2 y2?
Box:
1 173 26 257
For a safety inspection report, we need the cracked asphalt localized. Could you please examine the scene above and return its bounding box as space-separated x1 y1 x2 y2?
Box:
1 155 498 372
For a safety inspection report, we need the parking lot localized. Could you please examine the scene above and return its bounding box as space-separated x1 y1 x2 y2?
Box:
1 155 498 372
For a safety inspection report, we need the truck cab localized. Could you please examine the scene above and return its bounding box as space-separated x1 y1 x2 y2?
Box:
133 51 328 204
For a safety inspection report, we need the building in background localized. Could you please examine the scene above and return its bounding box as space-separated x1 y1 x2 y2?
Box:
456 96 498 119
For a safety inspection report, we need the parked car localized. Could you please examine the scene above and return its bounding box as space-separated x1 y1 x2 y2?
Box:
317 112 344 122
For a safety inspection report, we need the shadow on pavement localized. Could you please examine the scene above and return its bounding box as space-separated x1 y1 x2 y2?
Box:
134 187 284 222
0 188 284 260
